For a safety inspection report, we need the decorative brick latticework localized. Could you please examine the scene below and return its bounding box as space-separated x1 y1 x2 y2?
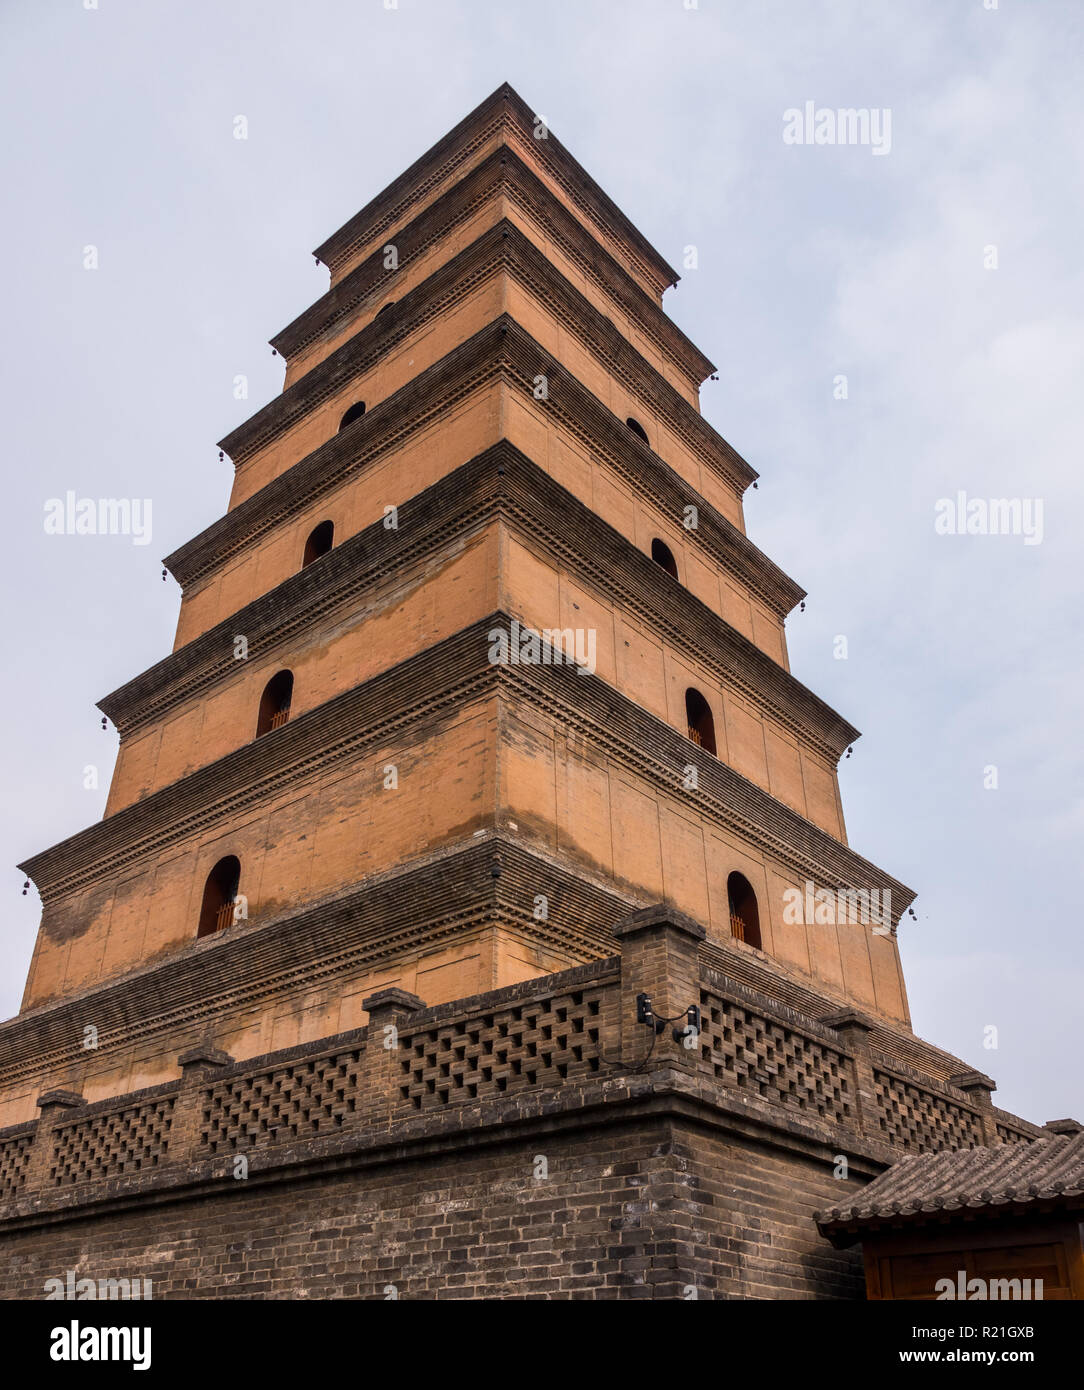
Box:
0 1129 34 1203
199 1041 368 1156
698 986 854 1126
995 1115 1046 1144
870 1067 984 1153
49 1095 176 1187
397 983 606 1113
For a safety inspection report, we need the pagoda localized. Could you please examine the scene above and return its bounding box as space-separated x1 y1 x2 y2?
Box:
0 85 1050 1300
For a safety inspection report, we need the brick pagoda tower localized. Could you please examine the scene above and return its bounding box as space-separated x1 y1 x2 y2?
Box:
0 85 1048 1299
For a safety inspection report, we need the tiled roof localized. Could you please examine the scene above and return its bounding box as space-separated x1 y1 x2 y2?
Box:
817 1132 1084 1237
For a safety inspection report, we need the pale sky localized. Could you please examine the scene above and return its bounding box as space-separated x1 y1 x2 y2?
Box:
1 0 1080 1124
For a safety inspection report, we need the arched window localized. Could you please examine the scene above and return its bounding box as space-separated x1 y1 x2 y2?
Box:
302 519 334 568
651 538 679 580
339 401 366 431
626 416 649 444
685 688 717 756
727 871 762 949
198 855 241 938
256 670 293 737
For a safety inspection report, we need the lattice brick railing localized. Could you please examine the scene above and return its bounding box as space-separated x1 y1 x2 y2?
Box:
695 974 1006 1155
870 1066 983 1153
198 1040 368 1155
697 985 854 1126
50 1094 176 1186
993 1108 1044 1145
0 1126 35 1202
397 980 608 1113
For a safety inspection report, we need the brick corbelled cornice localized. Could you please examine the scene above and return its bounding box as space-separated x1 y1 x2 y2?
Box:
170 317 784 609
24 614 908 915
105 446 848 759
230 217 739 493
313 82 679 300
269 147 714 393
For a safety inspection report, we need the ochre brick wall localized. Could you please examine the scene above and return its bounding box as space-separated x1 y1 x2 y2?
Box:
24 698 498 1010
498 697 904 1019
233 272 509 507
179 355 750 653
284 159 703 406
280 195 510 392
501 534 821 823
174 382 503 647
109 529 499 811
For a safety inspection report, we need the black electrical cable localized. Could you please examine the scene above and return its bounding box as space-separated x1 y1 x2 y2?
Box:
598 1005 699 1074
